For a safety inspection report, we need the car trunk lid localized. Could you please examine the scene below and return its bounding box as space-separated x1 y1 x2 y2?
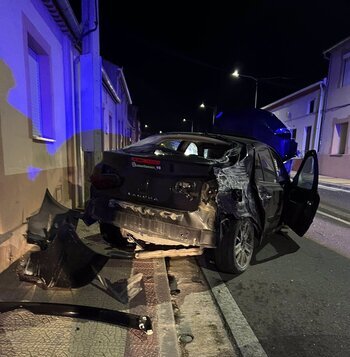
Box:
96 151 216 211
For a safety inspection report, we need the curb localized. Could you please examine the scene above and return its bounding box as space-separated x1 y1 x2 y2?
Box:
153 258 181 357
199 257 268 357
318 181 350 192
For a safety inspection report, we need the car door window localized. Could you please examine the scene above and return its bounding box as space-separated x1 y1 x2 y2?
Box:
295 155 315 189
270 149 289 183
258 149 277 183
254 152 264 181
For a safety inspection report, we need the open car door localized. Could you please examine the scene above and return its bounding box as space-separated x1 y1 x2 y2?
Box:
283 150 320 236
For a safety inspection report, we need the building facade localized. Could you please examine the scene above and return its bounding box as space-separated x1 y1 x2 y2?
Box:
103 60 140 149
0 0 82 271
263 36 350 179
320 37 350 179
262 81 326 169
0 0 137 273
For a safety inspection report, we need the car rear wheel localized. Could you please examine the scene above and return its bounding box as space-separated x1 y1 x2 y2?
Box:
215 218 255 274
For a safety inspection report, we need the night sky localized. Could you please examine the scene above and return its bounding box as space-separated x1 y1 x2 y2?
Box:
71 1 350 133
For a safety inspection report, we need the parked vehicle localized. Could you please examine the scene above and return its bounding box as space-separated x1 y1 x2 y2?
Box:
213 109 298 173
85 132 319 274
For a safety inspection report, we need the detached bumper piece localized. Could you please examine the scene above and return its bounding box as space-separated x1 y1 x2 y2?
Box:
0 302 153 335
22 189 135 289
27 189 81 249
19 222 134 288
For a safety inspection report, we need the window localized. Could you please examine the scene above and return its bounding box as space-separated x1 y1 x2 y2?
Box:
332 122 348 155
254 153 264 181
28 48 42 137
342 54 350 87
296 156 315 190
304 126 312 153
27 34 54 140
258 148 277 183
160 140 181 151
270 150 289 183
184 142 198 156
291 128 297 140
308 99 315 114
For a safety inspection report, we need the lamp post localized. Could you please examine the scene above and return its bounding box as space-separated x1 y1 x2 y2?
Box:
231 70 258 108
182 118 193 132
199 102 218 126
231 70 290 109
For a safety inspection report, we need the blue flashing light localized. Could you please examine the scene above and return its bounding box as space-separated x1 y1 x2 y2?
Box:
215 111 223 119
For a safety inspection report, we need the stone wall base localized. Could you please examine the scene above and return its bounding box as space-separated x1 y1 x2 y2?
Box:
0 224 31 274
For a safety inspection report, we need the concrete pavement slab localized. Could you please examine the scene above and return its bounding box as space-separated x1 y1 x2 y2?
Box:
0 222 180 357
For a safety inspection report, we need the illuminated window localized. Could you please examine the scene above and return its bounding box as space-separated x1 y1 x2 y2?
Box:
27 35 54 140
342 54 350 87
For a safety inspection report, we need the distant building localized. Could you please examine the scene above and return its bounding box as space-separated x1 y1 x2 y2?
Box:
262 80 326 169
320 37 350 179
263 36 350 179
102 60 139 148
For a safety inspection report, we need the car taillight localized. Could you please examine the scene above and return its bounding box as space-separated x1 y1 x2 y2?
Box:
90 164 122 189
174 181 197 200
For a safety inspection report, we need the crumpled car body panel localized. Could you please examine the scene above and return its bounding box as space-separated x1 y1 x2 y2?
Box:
86 136 265 249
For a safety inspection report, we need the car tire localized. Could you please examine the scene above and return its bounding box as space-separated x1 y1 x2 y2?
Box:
215 218 255 274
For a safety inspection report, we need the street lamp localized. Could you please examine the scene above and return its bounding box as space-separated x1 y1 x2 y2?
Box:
231 69 290 109
200 102 218 126
231 70 259 108
182 118 194 132
144 124 149 129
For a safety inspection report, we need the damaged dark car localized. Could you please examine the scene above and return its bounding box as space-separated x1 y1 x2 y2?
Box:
85 132 319 274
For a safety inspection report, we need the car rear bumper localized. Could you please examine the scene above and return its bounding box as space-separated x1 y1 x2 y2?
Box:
85 197 216 248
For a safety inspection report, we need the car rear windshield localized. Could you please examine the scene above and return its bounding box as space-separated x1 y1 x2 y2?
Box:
122 134 241 161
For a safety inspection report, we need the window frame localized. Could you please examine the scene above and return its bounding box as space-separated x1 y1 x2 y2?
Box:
307 99 315 114
256 147 278 183
331 121 349 155
23 15 55 143
341 52 350 88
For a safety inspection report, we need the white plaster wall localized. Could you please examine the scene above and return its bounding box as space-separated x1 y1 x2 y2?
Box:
0 0 69 175
268 88 320 155
102 85 117 151
320 40 350 156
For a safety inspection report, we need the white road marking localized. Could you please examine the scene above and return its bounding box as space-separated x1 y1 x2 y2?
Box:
200 264 268 357
319 184 350 193
317 210 350 226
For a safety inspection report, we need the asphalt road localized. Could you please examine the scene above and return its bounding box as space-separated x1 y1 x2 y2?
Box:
318 185 350 222
219 219 350 357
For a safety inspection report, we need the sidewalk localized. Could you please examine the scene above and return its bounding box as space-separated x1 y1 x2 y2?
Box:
291 171 350 191
318 173 350 191
0 222 180 357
